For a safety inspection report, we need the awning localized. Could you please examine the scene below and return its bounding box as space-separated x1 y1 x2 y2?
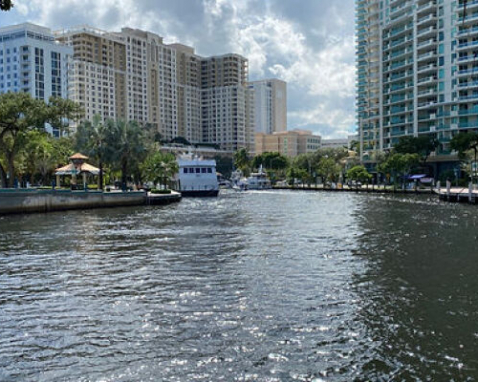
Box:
408 174 427 180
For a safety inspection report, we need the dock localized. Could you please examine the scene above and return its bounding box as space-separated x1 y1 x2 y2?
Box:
435 187 478 204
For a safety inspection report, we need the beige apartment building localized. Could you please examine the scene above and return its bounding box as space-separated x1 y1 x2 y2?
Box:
201 54 254 151
56 26 127 123
56 26 253 151
255 129 321 158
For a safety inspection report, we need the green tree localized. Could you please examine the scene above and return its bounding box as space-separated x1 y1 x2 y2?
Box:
394 134 439 167
317 156 341 186
21 130 54 185
0 0 13 11
47 96 83 136
141 152 178 189
347 165 372 183
252 152 288 171
105 119 147 189
74 115 108 189
450 131 478 184
378 153 419 186
234 148 251 176
214 155 233 179
286 166 308 186
0 92 49 187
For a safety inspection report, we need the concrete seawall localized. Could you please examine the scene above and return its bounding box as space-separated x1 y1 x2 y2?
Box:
0 189 147 214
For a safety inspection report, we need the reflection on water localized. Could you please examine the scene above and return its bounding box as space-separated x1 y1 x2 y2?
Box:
0 191 478 381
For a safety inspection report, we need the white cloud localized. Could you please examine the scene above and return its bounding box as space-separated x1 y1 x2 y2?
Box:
5 0 357 138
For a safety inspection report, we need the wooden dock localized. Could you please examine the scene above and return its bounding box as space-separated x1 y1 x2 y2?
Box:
435 187 478 204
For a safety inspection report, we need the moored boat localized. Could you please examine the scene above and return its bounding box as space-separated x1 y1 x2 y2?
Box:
177 155 219 197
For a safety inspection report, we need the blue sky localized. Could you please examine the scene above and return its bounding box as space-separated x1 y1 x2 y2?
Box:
1 0 356 138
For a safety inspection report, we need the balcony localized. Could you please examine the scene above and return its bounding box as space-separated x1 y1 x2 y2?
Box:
457 40 478 51
417 39 437 51
458 81 478 90
417 75 438 85
417 63 437 74
417 50 436 62
417 26 436 38
417 14 437 26
458 13 478 25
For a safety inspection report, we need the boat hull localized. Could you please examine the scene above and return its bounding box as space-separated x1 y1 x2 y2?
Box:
180 189 219 197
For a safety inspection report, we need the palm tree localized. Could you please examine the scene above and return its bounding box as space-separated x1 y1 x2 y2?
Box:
141 152 178 189
75 115 107 189
234 148 251 176
105 120 147 190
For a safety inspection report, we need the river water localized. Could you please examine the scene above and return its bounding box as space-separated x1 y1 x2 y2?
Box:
1 190 478 381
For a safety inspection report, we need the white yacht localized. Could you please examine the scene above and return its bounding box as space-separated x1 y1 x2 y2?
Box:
246 166 271 190
177 155 219 197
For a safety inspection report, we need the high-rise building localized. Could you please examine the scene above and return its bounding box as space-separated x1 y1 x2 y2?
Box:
55 26 127 124
201 54 254 152
249 79 287 134
0 23 72 133
56 26 254 151
356 0 472 173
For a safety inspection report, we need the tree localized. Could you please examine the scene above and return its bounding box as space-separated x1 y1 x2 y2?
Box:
394 134 439 167
141 152 178 189
450 131 478 184
234 148 251 176
21 130 55 185
74 115 108 189
214 155 233 179
317 156 341 186
104 120 147 189
286 166 308 186
252 152 288 171
0 0 13 11
0 92 49 187
378 153 419 187
347 165 372 183
47 96 83 136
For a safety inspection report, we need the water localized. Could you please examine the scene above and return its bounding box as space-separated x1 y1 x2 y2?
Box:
1 190 478 381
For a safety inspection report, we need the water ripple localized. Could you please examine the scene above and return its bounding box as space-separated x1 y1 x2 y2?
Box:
1 191 478 381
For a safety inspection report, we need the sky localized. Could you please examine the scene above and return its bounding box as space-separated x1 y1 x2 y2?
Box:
0 0 357 139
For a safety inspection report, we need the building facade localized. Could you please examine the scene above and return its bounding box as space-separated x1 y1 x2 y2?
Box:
0 23 72 134
356 0 472 172
255 129 321 157
56 26 254 151
201 54 255 152
249 78 287 134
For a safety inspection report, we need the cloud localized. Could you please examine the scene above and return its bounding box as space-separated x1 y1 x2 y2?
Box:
1 0 357 138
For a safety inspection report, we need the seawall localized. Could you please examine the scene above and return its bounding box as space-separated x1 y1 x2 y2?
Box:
0 189 147 215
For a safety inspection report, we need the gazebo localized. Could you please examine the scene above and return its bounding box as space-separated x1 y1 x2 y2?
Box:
55 153 100 189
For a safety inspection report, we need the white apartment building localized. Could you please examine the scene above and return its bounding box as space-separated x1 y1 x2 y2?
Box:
356 0 473 174
0 23 72 134
249 79 287 134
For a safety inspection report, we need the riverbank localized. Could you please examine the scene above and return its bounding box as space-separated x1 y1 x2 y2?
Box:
0 189 181 215
273 184 434 194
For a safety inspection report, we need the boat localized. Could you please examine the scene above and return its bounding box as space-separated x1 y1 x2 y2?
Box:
246 165 271 190
177 155 219 197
